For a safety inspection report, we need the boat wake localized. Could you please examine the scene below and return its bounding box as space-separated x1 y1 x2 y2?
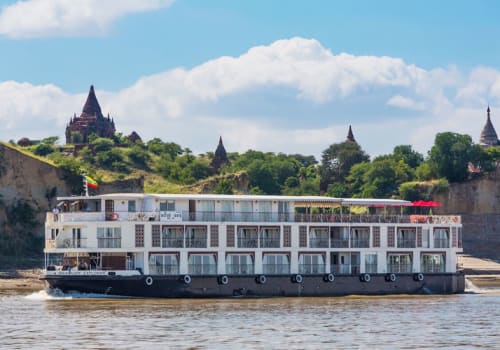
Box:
24 289 130 301
465 278 500 294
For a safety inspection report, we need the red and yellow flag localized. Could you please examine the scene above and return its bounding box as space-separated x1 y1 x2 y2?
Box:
85 175 99 189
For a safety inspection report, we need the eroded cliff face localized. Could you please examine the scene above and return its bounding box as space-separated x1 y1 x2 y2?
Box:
0 144 143 241
434 166 500 215
0 144 71 232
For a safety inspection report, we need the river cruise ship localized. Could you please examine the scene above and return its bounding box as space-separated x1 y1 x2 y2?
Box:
41 193 465 297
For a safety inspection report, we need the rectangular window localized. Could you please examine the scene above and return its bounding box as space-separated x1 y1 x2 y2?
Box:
237 226 258 248
152 225 161 247
331 227 349 248
350 227 370 248
185 226 207 248
188 254 217 275
262 254 290 275
387 227 395 247
161 226 184 248
200 200 215 221
283 226 291 247
226 254 254 275
434 228 449 248
135 224 144 248
221 200 234 221
422 229 430 248
259 201 272 221
397 228 416 248
226 225 235 247
240 201 253 221
372 227 380 247
159 200 176 212
299 226 307 247
421 253 445 273
149 254 179 275
387 254 412 273
97 227 121 248
309 228 329 248
72 228 82 248
260 227 280 248
365 254 378 273
128 200 136 212
299 254 325 274
210 225 219 247
331 252 360 274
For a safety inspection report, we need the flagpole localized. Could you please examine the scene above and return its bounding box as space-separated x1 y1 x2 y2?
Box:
83 174 89 197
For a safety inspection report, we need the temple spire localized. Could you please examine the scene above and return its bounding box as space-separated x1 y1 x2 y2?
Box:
346 125 356 143
480 106 499 146
82 85 103 118
211 136 230 172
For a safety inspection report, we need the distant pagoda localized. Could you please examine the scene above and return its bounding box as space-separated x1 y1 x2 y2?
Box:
211 136 230 172
65 85 115 144
479 106 499 146
346 125 357 143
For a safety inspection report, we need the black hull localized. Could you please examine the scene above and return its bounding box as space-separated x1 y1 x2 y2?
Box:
41 273 465 298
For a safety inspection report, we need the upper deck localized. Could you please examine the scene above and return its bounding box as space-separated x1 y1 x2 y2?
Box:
47 193 460 225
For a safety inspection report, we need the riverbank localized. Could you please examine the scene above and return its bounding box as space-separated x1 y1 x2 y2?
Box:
1 255 499 291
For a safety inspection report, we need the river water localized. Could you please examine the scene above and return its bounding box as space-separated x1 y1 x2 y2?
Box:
1 283 499 349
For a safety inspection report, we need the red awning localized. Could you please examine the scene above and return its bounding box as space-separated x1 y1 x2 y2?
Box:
412 200 442 207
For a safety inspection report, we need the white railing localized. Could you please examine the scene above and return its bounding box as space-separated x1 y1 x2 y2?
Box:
46 211 462 225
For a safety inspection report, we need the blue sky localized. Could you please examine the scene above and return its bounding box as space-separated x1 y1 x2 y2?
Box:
1 0 500 158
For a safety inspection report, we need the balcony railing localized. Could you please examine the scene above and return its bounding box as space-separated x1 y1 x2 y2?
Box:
260 238 280 248
387 264 413 273
365 263 378 274
331 239 349 248
309 238 329 248
298 264 326 274
238 238 258 248
185 239 207 248
421 264 445 273
397 239 416 248
97 238 121 249
226 264 255 275
161 238 184 248
47 211 462 225
262 264 290 275
149 265 179 275
350 239 370 248
188 264 217 275
434 239 450 248
331 264 360 275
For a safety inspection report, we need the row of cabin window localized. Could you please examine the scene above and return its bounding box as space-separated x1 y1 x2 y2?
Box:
134 225 457 249
148 252 446 275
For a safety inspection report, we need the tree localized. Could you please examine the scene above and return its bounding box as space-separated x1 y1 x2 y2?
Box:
392 145 424 168
319 142 369 192
428 132 481 182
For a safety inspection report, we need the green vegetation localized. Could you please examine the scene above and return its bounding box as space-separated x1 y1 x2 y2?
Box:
7 128 500 200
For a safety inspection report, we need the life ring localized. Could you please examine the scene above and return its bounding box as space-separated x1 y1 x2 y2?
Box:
361 273 371 283
293 274 303 284
145 276 153 286
111 212 119 221
183 274 192 284
256 275 267 284
414 273 424 282
324 273 335 283
219 275 229 285
389 273 396 282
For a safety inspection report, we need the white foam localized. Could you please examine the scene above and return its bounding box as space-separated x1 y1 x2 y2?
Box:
465 278 500 294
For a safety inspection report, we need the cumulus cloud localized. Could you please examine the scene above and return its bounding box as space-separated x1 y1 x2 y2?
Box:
386 95 426 111
0 37 497 156
0 0 174 38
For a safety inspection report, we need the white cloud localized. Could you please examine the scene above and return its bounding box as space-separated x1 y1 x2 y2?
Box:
0 37 497 157
0 0 174 38
386 95 426 111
